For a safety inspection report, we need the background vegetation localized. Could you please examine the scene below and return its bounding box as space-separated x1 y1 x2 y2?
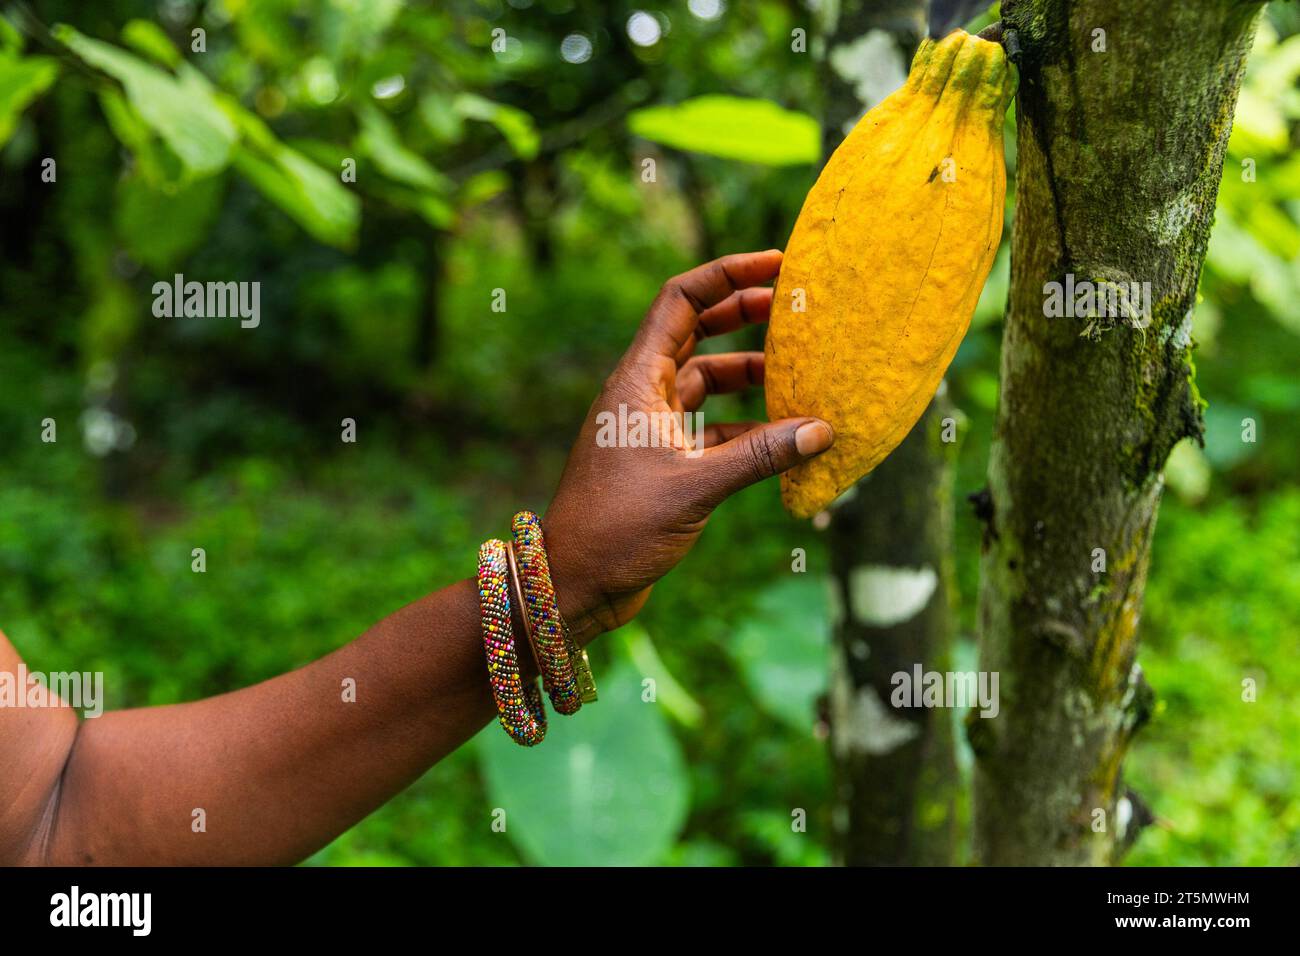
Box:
1 0 1296 865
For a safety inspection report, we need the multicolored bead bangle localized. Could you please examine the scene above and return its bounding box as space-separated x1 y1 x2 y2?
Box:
505 542 542 675
511 511 598 708
510 511 582 714
477 538 546 746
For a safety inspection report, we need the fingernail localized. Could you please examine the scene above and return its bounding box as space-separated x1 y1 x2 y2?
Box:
795 420 833 456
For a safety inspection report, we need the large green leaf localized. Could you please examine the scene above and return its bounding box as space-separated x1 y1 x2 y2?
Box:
419 92 464 144
729 576 830 730
53 25 235 174
477 662 689 866
224 100 359 249
356 104 452 193
0 54 58 148
618 622 703 728
368 180 455 230
628 95 820 166
0 14 21 53
115 171 224 270
232 146 359 249
453 93 539 160
120 19 180 69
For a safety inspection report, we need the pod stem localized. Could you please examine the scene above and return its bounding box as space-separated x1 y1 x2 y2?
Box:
978 21 1023 65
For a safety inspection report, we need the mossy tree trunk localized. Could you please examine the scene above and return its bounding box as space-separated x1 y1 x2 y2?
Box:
972 0 1265 865
819 0 960 866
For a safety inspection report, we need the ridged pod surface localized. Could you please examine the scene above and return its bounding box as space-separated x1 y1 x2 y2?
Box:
766 29 1016 518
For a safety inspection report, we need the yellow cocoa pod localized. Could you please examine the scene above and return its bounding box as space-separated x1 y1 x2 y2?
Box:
766 30 1016 518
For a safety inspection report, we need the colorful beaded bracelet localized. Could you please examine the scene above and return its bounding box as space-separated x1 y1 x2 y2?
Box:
505 542 542 674
477 538 546 746
512 511 598 707
510 511 581 714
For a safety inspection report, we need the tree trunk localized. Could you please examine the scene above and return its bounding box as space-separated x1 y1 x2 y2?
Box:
819 0 960 866
972 0 1265 865
827 396 962 865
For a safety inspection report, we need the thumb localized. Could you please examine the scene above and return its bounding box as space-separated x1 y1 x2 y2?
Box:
696 417 833 506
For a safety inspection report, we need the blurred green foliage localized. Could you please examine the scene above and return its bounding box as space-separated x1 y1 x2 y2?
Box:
1 0 1297 866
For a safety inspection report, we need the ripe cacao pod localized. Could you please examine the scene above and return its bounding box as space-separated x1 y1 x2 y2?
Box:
765 29 1016 518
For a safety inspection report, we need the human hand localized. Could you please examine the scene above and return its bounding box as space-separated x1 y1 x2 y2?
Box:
542 250 834 641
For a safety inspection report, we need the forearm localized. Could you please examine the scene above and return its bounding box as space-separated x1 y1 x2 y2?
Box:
31 578 497 866
3 248 815 867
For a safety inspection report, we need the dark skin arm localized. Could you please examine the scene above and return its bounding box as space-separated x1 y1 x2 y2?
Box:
0 250 833 866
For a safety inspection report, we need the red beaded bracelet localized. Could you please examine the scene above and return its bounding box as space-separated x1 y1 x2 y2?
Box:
477 538 546 746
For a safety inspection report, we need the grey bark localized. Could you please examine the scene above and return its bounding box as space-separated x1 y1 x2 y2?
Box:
972 0 1265 865
827 397 962 865
819 0 960 866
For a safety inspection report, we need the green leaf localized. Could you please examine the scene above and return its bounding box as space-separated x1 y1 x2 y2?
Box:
0 15 23 54
362 177 455 229
356 104 452 193
317 0 404 60
729 576 830 729
477 662 690 866
222 99 359 249
97 88 183 185
121 19 180 69
284 136 351 172
232 146 359 248
115 171 224 270
53 25 234 174
418 92 464 143
628 95 820 166
0 54 58 148
453 93 539 160
618 622 704 727
458 169 509 208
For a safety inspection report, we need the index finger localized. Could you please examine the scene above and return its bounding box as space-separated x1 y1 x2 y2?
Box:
632 249 783 360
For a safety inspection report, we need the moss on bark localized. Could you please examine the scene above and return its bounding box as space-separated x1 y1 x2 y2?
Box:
973 0 1264 865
